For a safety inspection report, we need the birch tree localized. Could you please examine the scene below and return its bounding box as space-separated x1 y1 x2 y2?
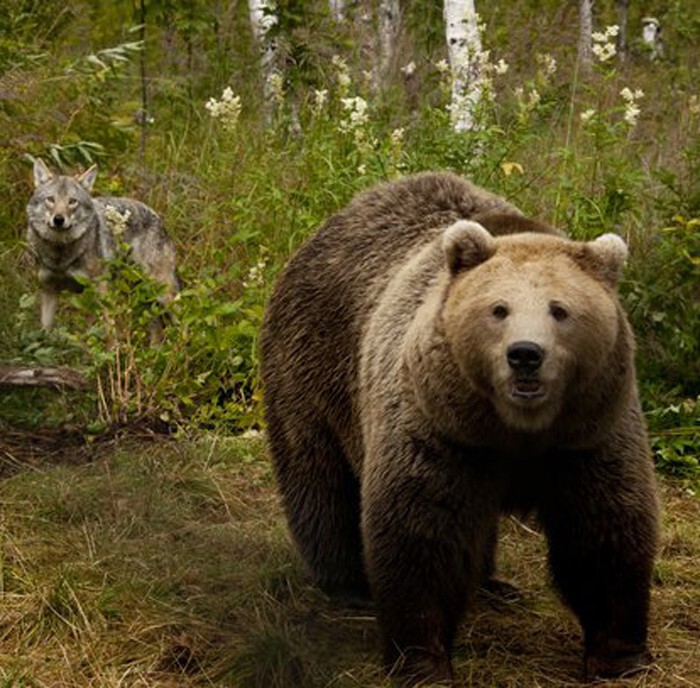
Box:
328 0 345 22
443 0 483 133
617 0 629 62
378 0 401 84
578 0 593 77
248 0 280 113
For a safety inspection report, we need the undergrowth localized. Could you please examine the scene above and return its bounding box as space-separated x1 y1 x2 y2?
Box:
0 1 698 482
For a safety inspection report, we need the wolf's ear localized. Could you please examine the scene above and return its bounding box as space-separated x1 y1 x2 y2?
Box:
442 220 495 274
76 165 98 192
33 159 53 188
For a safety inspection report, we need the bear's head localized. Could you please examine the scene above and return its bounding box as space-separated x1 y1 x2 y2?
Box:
441 220 630 434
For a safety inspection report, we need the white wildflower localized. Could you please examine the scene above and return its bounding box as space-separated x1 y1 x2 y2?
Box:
390 128 405 146
401 61 416 77
266 72 285 105
592 25 618 63
357 163 367 175
536 53 557 78
690 95 700 116
624 103 641 126
311 88 328 114
103 205 131 238
340 96 369 131
619 87 644 127
494 59 509 75
242 250 269 289
205 87 242 132
592 42 616 62
435 59 450 74
332 55 352 95
580 108 596 124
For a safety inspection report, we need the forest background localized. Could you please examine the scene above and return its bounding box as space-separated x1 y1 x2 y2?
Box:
0 0 698 686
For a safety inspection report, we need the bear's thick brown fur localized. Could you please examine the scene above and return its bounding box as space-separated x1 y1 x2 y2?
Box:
260 172 659 686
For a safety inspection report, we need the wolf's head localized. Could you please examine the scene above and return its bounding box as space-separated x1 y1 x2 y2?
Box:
27 159 99 244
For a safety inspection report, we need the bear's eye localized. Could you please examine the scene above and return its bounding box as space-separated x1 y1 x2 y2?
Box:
492 304 509 320
550 303 569 322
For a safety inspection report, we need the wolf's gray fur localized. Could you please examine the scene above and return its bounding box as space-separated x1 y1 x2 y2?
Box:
26 159 179 329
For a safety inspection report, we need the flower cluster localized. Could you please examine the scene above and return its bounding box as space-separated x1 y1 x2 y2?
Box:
536 53 557 80
592 25 619 63
620 87 644 127
514 85 541 122
580 108 597 124
266 72 285 106
340 96 369 132
311 88 328 115
332 55 351 97
690 95 700 116
103 205 131 238
205 87 242 132
242 249 269 290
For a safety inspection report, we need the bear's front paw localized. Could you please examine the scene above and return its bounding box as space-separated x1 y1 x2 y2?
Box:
389 649 454 687
584 646 654 682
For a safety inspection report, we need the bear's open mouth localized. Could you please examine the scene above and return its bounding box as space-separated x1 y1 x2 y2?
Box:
511 380 545 399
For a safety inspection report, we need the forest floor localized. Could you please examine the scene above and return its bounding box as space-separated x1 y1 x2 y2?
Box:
0 430 698 687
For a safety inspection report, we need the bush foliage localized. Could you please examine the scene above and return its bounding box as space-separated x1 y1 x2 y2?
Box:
0 0 697 480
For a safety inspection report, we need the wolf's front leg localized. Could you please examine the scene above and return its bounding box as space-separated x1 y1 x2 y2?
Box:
40 290 58 330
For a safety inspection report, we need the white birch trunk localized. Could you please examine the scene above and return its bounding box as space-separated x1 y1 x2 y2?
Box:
617 0 629 61
248 0 279 110
578 0 594 77
329 0 346 22
443 0 482 133
378 0 400 82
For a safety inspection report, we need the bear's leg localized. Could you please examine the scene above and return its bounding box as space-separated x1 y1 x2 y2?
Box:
266 413 369 601
538 451 658 681
363 471 499 686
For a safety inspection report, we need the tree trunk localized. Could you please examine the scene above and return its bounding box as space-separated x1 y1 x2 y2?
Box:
443 0 482 133
578 0 594 77
329 0 346 22
378 0 401 84
617 0 629 62
248 0 279 115
138 0 148 160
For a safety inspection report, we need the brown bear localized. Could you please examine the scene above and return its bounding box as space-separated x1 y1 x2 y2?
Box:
260 172 659 686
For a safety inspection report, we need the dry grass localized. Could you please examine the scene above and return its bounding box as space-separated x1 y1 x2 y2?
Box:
0 435 697 687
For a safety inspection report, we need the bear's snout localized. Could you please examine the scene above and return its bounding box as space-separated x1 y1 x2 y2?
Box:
506 340 544 374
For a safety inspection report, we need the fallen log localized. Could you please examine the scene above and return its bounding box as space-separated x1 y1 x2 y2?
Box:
0 365 89 391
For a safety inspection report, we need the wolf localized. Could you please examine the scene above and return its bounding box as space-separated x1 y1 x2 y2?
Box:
26 158 179 329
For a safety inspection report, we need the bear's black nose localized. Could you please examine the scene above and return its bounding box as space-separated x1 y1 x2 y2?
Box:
507 341 544 373
52 214 65 228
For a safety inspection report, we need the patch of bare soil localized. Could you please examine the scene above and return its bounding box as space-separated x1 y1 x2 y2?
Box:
0 421 173 478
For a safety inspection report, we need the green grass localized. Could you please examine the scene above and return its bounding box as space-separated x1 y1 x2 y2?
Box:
0 434 698 687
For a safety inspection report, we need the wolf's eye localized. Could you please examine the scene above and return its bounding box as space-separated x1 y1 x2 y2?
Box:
45 196 55 207
492 304 509 320
68 198 78 208
550 302 569 322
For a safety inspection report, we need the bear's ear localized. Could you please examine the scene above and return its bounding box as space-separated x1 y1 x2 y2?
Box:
33 158 53 188
580 233 629 287
76 164 98 192
442 220 496 274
